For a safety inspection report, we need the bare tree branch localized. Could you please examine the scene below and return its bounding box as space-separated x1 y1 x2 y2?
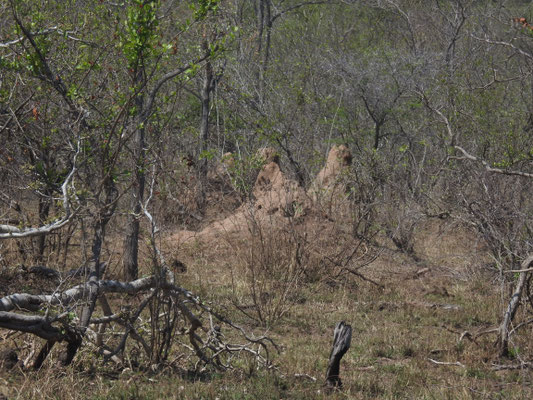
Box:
0 275 156 312
498 254 533 357
0 26 88 48
419 91 533 179
0 312 67 341
472 35 533 62
452 146 533 179
0 140 81 239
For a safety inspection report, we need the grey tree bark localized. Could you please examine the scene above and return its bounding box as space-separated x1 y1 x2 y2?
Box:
498 254 533 357
325 321 352 389
123 67 146 282
197 38 216 210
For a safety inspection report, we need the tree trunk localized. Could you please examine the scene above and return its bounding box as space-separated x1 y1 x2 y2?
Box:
36 189 52 261
498 254 533 357
73 176 117 365
253 0 272 107
197 40 214 211
124 70 146 281
259 0 272 102
325 321 352 389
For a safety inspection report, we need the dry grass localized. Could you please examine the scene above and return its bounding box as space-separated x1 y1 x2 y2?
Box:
2 216 533 399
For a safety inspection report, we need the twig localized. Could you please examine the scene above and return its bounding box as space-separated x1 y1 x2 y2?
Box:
343 267 384 288
504 267 533 274
427 358 465 368
510 318 533 336
353 366 375 371
418 90 533 180
453 146 533 179
294 373 317 382
492 362 533 371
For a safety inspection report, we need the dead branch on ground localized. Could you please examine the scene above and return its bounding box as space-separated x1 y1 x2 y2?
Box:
0 273 275 371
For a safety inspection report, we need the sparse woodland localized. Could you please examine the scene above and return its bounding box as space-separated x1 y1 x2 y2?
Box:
1 0 533 398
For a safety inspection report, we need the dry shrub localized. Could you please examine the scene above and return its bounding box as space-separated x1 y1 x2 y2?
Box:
228 207 380 327
229 216 312 328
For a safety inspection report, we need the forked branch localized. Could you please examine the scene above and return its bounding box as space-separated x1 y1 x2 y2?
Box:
0 272 275 370
0 140 80 239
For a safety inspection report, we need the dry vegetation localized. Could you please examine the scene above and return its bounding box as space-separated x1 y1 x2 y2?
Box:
2 0 533 398
1 152 533 400
2 228 532 399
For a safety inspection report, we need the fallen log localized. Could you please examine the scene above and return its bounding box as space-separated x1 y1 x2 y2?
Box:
0 275 156 312
0 273 275 371
0 312 66 341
